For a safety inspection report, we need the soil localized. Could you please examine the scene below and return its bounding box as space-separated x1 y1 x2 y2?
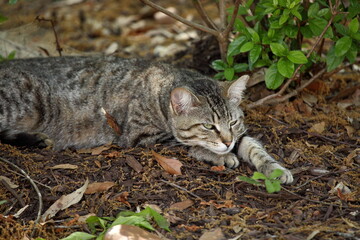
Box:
0 1 359 239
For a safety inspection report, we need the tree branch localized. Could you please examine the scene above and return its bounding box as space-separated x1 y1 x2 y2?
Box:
192 0 218 30
139 0 218 36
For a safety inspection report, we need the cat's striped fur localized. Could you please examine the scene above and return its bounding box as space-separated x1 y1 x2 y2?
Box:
0 56 293 183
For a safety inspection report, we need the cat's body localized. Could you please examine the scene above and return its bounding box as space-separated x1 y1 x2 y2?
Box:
0 56 293 183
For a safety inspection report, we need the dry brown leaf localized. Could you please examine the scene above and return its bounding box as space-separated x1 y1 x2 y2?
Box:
308 121 326 134
85 181 115 194
101 108 121 136
125 155 143 173
41 179 89 221
200 200 235 209
115 191 131 207
152 150 182 175
94 160 102 168
210 165 226 171
0 176 19 188
169 199 194 211
199 228 225 240
178 224 202 232
104 225 162 240
50 164 78 170
91 145 112 155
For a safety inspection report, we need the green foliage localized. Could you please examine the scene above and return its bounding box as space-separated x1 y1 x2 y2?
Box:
60 207 170 240
212 0 360 89
0 200 7 205
238 169 284 193
0 51 16 62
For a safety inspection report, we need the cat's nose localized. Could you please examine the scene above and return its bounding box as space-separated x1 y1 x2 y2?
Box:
224 141 232 147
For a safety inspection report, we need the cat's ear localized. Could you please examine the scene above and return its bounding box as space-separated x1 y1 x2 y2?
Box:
170 87 199 115
227 75 249 104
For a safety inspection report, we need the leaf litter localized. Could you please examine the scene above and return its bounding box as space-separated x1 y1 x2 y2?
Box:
0 0 359 239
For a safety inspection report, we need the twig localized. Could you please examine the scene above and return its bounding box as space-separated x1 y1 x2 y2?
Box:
248 0 341 108
294 167 360 190
7 168 52 190
192 0 218 30
160 179 204 201
0 179 26 207
35 16 63 56
138 0 218 36
0 157 43 226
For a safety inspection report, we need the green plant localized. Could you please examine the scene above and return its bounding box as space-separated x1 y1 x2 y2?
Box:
212 0 359 90
0 51 16 62
238 169 284 193
61 206 170 240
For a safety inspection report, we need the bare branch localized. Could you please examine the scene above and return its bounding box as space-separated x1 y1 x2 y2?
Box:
223 0 242 36
219 0 227 30
139 0 218 36
192 0 218 30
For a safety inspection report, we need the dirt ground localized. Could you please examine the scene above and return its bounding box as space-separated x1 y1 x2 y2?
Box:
0 0 359 239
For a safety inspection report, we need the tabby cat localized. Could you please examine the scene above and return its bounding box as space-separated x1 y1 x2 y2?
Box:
0 56 293 183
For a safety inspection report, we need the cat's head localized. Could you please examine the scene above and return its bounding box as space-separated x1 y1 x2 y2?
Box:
169 75 249 154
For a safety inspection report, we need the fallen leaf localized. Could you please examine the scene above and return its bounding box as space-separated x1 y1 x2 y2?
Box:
115 192 131 207
344 148 359 166
0 176 19 188
178 224 202 232
94 160 102 168
199 228 225 240
50 164 78 170
85 181 115 194
101 107 121 136
77 213 96 224
308 121 326 134
200 200 235 209
169 199 194 211
125 155 143 173
91 145 112 155
152 150 182 175
41 179 89 221
344 126 355 138
210 165 225 171
104 225 161 240
329 182 351 195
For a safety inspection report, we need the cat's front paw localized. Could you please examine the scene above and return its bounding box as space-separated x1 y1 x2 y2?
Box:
221 153 240 169
260 163 293 184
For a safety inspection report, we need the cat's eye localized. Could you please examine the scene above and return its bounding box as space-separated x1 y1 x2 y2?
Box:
203 123 215 130
230 120 238 126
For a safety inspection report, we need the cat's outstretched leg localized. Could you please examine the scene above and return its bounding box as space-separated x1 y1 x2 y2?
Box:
237 136 293 184
189 146 240 169
0 130 54 148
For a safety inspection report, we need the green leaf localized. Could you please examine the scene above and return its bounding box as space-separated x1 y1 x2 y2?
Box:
60 232 96 240
345 44 357 64
211 60 227 71
277 57 294 78
233 63 248 73
272 180 282 192
326 46 345 71
285 25 298 38
334 23 349 36
240 42 254 53
214 72 224 80
146 207 170 232
0 15 8 23
335 36 352 57
291 9 302 20
265 179 276 193
224 68 235 81
270 43 287 56
7 51 16 60
111 216 155 231
287 50 308 64
349 18 359 34
308 3 319 18
238 176 262 185
265 63 285 89
0 200 7 205
309 18 327 36
279 9 290 25
227 36 247 57
268 29 275 38
227 56 234 66
247 27 260 43
269 169 284 179
249 45 262 69
9 0 18 4
300 26 313 38
317 8 329 17
252 172 267 180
